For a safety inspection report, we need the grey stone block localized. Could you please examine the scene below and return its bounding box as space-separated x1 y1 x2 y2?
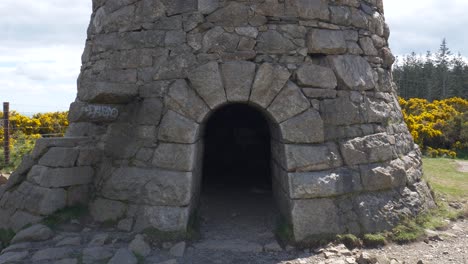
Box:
288 168 362 199
153 143 198 171
307 29 347 55
268 81 310 123
296 64 337 89
27 165 94 188
90 198 127 222
250 63 291 108
329 55 376 90
221 61 256 102
291 198 345 241
101 167 193 206
188 62 226 109
158 110 199 144
256 30 296 54
38 147 79 168
280 109 324 144
166 79 209 123
283 143 343 172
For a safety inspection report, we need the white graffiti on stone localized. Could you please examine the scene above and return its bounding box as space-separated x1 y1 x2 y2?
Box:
84 105 119 120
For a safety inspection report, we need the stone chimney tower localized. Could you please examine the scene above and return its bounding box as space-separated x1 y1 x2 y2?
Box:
0 0 435 242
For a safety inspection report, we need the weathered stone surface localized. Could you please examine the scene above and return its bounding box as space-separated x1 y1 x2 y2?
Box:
56 236 81 247
82 247 114 264
90 198 127 222
78 81 138 104
359 37 378 56
302 88 337 99
137 98 163 125
101 167 192 206
188 62 226 109
11 224 53 244
291 199 345 241
166 79 209 123
169 241 186 257
221 61 256 102
32 248 73 262
283 143 343 172
9 211 42 232
268 82 310 123
360 160 407 191
256 30 296 54
321 95 361 125
0 251 29 263
31 137 90 160
288 168 362 199
198 0 219 14
109 248 138 264
129 234 151 257
296 64 337 89
340 133 396 166
134 205 189 232
158 110 199 144
15 182 67 215
27 165 94 188
153 143 197 171
307 29 347 54
329 55 376 90
206 2 249 26
286 0 330 20
250 63 291 108
4 155 34 190
88 233 109 247
280 109 324 143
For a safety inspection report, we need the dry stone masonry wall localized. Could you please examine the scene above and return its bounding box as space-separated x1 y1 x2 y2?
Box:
0 0 435 242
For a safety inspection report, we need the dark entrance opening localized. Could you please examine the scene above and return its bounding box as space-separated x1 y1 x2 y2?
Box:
202 104 272 190
199 104 277 243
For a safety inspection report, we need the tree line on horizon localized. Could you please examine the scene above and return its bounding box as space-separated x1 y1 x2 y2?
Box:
393 39 468 100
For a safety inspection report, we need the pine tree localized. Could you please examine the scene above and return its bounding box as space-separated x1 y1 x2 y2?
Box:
434 38 452 98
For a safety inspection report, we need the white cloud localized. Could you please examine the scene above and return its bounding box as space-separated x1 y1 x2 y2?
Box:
385 0 468 56
0 0 91 113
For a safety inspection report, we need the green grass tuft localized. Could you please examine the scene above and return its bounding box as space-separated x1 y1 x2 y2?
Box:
0 229 15 247
336 234 361 249
42 206 88 229
391 219 426 244
274 217 294 246
363 233 386 248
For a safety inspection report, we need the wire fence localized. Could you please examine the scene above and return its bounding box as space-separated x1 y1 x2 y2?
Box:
1 102 69 168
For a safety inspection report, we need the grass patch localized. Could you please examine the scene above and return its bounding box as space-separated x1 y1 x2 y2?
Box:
336 234 361 249
135 253 145 264
391 219 425 243
363 233 386 248
0 229 15 247
274 217 294 246
42 206 88 229
422 158 468 199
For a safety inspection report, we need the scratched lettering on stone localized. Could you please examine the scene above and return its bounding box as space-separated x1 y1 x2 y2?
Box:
83 105 119 120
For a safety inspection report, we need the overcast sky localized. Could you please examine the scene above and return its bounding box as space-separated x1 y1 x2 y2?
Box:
1 0 467 113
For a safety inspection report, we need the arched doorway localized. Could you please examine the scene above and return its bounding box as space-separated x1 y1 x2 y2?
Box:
199 103 278 241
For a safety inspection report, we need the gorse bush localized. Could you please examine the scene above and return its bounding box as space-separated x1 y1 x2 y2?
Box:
0 111 68 171
399 97 468 158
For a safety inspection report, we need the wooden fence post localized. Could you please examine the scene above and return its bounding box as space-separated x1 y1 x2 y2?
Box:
3 102 10 166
